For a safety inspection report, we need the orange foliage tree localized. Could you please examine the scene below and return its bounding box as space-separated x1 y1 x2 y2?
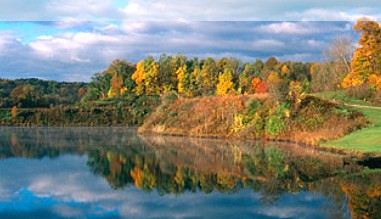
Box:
342 18 381 90
250 78 261 92
255 81 268 94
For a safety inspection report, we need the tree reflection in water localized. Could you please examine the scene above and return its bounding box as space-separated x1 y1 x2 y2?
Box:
0 127 380 218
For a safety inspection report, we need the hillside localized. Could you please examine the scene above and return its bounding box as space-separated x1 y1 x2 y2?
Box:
139 94 367 145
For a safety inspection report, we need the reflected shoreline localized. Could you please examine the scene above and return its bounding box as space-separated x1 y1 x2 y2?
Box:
0 127 380 218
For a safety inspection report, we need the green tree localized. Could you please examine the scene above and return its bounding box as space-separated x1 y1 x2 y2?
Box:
86 73 111 100
200 58 218 95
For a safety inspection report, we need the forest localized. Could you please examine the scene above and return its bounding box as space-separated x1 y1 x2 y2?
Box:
0 18 380 130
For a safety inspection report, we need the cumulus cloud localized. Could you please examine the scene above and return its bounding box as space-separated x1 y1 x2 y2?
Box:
0 21 356 81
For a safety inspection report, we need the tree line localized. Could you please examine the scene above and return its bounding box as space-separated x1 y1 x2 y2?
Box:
86 18 381 105
1 17 380 110
0 78 86 108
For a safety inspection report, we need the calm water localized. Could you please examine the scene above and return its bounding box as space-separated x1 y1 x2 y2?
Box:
0 127 380 219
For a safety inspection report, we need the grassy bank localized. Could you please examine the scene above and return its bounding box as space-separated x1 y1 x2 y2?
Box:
139 94 366 146
312 90 381 107
321 106 381 154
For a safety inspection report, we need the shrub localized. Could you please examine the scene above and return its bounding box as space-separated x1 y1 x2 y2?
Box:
268 80 289 104
161 91 178 106
266 103 287 136
345 83 372 100
245 98 260 115
371 89 381 104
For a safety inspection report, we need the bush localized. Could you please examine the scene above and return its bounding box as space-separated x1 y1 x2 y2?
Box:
268 80 289 104
266 104 287 136
161 91 178 106
345 83 372 100
245 98 260 115
371 89 381 104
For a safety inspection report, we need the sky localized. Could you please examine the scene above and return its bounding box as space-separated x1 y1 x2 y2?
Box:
0 0 380 82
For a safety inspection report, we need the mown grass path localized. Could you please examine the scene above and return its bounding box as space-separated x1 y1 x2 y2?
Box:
322 104 381 154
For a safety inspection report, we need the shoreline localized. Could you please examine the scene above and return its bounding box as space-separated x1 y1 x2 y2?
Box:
1 124 379 162
138 130 379 159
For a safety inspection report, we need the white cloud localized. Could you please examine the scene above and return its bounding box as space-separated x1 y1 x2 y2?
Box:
259 22 318 35
0 21 356 81
0 0 380 21
45 0 124 21
119 0 381 21
252 39 285 51
286 9 355 21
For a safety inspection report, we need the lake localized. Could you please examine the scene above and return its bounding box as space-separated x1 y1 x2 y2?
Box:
0 127 380 219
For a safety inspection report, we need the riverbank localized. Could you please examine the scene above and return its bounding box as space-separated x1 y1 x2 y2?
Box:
138 94 367 150
321 106 381 155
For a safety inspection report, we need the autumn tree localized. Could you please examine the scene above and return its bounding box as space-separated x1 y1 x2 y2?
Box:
143 57 160 95
310 63 330 92
250 77 261 93
176 64 187 94
261 57 280 81
239 63 256 94
342 18 381 90
103 59 136 98
132 60 145 95
313 35 353 91
11 106 17 118
255 81 268 94
216 69 235 96
10 85 40 107
200 58 218 95
281 65 290 75
192 61 203 96
267 72 288 104
171 55 187 91
158 54 174 92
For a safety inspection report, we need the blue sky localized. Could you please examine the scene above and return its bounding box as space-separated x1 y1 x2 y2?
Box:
0 0 380 81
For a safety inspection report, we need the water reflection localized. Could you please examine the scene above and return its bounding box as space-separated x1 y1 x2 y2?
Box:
0 127 380 219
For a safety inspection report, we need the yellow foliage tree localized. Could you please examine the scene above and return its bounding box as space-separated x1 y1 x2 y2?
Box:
281 65 290 75
176 65 187 94
268 72 282 84
131 60 145 95
369 74 381 90
144 61 160 95
216 69 235 96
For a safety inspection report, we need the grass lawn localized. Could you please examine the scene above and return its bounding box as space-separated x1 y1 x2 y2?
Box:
312 90 378 106
321 106 381 154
